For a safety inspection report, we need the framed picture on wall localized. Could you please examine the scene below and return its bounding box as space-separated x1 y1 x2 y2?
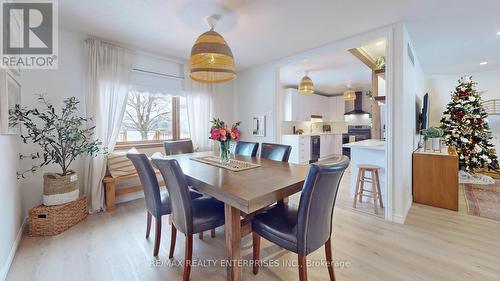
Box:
0 70 21 135
252 115 265 137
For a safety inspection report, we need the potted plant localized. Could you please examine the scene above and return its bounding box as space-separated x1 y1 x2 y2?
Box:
209 118 240 163
421 127 444 152
11 95 104 205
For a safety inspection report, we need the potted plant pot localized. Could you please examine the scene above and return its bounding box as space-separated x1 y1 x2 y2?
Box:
421 127 444 152
43 171 79 206
430 137 441 152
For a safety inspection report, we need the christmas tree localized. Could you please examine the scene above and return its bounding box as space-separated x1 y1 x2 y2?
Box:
440 76 499 172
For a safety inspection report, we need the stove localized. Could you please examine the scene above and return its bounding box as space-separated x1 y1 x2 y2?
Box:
342 125 372 158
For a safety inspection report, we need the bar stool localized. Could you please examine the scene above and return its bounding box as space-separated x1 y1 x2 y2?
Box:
353 164 383 214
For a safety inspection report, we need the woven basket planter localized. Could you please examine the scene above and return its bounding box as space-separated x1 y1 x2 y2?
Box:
29 196 88 236
43 172 79 206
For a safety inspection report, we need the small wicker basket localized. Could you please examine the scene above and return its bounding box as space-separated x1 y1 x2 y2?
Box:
28 196 88 236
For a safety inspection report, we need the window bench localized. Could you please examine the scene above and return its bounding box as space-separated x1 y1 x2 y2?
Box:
103 172 165 211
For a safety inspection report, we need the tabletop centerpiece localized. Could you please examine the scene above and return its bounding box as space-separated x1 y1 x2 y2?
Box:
209 118 240 163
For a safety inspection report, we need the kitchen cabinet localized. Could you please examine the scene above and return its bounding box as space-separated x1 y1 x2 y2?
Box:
320 134 343 159
283 134 343 164
282 134 311 164
320 135 331 157
283 88 330 121
329 96 345 122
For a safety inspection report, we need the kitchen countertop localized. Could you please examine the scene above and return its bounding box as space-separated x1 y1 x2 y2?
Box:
343 139 386 151
282 132 345 136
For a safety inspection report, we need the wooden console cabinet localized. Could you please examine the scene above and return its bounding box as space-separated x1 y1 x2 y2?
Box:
412 149 459 211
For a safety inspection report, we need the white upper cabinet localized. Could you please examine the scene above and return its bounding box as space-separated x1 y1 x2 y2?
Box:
329 96 345 122
282 88 332 122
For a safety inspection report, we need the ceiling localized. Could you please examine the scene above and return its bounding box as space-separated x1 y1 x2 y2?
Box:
279 43 378 95
59 0 500 74
407 14 500 74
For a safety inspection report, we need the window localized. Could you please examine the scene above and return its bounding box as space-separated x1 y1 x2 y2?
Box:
117 90 190 145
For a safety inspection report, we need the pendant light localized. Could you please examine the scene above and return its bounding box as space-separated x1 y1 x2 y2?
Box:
298 72 314 94
189 15 236 83
343 86 356 101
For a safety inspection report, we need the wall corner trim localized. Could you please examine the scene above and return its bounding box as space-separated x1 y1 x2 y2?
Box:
1 217 27 281
392 196 413 224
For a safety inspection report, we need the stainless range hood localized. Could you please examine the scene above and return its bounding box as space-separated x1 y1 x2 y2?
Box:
344 92 370 115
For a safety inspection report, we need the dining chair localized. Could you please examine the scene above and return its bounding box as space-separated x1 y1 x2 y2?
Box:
260 143 292 162
251 156 349 281
164 140 194 155
234 141 259 157
126 152 202 257
163 139 215 239
152 157 226 281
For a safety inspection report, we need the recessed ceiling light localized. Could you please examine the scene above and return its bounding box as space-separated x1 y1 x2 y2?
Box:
497 31 500 35
480 61 488 66
375 41 384 46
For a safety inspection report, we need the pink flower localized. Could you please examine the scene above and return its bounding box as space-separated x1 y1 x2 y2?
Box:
231 128 240 141
210 128 220 140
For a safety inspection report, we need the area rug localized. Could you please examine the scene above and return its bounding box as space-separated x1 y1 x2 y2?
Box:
463 181 500 222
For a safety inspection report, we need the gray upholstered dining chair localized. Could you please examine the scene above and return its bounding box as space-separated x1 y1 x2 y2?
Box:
260 143 292 162
152 157 226 281
251 156 349 281
164 140 194 155
126 152 202 257
234 141 259 157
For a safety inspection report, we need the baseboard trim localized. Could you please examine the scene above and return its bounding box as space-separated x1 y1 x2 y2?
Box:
393 196 413 224
0 217 26 281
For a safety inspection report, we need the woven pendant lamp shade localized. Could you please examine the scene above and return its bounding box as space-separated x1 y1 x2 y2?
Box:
298 75 314 94
189 29 236 83
343 89 356 101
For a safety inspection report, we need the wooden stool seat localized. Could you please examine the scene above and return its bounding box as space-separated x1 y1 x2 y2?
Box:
353 165 383 215
357 164 381 170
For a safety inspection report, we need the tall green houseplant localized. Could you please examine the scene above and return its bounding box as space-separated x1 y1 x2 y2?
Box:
11 95 104 205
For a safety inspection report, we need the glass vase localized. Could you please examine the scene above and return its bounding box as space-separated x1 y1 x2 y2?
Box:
219 141 230 163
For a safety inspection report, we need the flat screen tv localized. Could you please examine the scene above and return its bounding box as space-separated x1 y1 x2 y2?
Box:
421 93 429 130
416 93 430 134
416 97 422 133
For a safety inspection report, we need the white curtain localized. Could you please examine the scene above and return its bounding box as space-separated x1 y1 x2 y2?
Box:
83 39 133 212
185 67 215 152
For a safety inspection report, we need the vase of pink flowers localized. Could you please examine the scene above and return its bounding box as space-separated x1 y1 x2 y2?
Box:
209 118 241 163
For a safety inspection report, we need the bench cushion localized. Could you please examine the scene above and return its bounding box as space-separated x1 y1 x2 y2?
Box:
107 148 138 178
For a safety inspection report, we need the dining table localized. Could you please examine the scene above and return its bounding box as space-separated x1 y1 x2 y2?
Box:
163 151 309 281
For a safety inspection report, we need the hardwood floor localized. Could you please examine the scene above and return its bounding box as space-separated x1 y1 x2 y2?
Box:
7 174 500 281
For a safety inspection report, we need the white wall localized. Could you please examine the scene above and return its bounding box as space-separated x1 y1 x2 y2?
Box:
390 24 425 224
212 81 235 124
0 136 22 281
426 69 500 126
234 64 277 143
18 29 87 217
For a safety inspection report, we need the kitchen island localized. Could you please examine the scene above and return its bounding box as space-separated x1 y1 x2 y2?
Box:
343 139 386 205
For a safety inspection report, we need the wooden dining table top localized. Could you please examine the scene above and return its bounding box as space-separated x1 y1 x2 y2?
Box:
162 151 310 214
